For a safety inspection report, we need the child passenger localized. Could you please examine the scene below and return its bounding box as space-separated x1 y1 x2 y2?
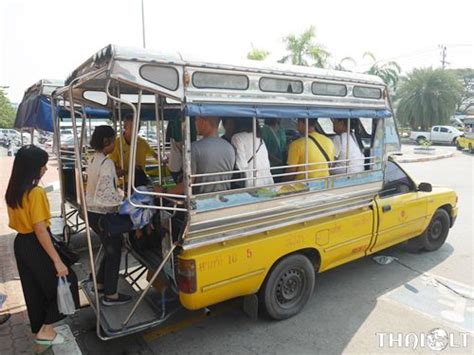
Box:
86 126 132 306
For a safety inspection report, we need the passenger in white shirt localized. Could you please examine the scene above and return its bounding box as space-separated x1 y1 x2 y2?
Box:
331 119 365 175
231 119 274 187
86 125 132 306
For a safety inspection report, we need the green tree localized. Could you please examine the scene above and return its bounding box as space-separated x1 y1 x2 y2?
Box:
279 26 329 68
0 90 16 128
397 68 463 130
447 68 474 114
363 52 401 90
247 44 270 61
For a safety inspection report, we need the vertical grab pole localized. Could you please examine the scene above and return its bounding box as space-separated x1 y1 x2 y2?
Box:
160 98 166 168
154 95 162 187
305 118 309 180
126 89 143 197
155 95 163 207
67 85 101 336
183 115 192 206
51 97 67 224
252 117 257 185
345 119 351 174
117 84 125 187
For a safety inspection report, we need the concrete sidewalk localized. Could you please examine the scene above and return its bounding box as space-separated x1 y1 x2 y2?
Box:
391 145 456 163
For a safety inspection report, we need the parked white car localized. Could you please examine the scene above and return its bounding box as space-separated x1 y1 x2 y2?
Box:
410 125 462 145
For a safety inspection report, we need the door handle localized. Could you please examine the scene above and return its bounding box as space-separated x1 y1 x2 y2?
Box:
382 205 391 212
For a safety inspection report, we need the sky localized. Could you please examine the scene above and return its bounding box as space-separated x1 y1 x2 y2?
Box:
1 0 473 103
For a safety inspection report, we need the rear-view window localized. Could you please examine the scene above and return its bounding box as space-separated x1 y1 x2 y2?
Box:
312 82 347 97
259 77 303 94
353 86 382 99
140 65 179 91
192 72 249 90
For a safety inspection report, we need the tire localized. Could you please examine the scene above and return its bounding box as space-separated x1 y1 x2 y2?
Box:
421 209 450 251
416 136 427 145
455 140 462 150
259 254 315 320
469 143 474 154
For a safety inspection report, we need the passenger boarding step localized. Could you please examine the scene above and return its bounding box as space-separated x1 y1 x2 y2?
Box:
81 276 180 339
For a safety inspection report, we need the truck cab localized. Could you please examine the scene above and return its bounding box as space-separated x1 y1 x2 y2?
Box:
411 125 461 145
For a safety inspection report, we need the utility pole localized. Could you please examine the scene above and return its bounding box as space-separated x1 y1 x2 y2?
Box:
141 0 146 48
439 45 448 69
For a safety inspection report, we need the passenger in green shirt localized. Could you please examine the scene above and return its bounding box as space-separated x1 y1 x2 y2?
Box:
260 118 287 182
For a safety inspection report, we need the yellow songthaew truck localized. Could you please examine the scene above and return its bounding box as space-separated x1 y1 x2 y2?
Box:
455 133 474 153
56 45 458 339
177 159 457 317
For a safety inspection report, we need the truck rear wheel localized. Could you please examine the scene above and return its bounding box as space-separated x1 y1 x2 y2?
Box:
260 254 315 320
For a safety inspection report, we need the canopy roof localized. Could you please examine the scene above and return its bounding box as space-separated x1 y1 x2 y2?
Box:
14 79 63 131
55 45 389 111
65 44 385 87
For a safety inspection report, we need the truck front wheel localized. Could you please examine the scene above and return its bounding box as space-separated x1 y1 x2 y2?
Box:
455 139 462 150
407 209 450 252
260 254 315 320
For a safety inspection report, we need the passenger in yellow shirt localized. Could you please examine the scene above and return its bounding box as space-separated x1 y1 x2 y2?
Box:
286 118 334 180
109 114 157 183
5 145 78 346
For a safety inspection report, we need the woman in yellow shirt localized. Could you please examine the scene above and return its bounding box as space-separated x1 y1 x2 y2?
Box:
5 145 78 346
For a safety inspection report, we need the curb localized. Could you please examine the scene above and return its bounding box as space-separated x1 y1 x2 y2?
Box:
393 151 454 163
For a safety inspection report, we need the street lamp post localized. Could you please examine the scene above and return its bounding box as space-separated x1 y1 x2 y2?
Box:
141 0 146 48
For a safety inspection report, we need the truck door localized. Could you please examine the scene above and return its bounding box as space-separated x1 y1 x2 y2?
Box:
371 161 428 253
438 127 450 142
431 126 441 142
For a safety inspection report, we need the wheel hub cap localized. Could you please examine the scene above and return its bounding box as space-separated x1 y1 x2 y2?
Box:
276 269 304 306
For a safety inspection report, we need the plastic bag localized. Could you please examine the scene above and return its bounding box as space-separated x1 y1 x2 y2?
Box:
57 277 76 315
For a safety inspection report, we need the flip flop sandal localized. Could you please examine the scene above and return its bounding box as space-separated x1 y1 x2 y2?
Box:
35 333 65 346
0 313 10 325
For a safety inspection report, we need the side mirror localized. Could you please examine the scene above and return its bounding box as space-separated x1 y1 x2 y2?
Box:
418 182 432 192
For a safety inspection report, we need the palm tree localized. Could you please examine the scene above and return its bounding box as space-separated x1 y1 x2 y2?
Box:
334 57 356 71
397 68 463 130
279 26 329 68
363 52 401 90
247 44 270 61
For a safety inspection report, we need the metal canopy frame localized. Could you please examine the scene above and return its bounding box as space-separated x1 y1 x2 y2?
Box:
51 44 400 339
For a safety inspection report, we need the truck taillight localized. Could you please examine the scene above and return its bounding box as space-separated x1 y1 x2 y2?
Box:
178 258 196 294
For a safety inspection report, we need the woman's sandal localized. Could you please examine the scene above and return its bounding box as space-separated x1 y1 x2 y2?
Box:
35 333 65 346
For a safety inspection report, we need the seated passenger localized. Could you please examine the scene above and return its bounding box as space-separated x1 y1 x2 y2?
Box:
86 126 132 306
156 116 235 195
331 119 365 175
166 117 197 184
221 117 236 144
231 119 273 187
260 118 287 182
286 118 334 180
109 114 157 184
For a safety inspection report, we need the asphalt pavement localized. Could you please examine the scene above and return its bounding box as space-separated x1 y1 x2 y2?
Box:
0 145 472 354
68 146 473 354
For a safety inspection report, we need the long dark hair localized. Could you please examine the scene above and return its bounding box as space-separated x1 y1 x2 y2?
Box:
5 145 49 209
90 125 116 151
